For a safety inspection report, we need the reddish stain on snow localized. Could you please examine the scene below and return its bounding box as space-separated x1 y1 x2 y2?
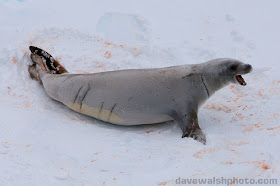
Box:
229 178 238 186
24 102 33 108
104 51 112 58
207 104 216 110
146 130 154 134
193 148 215 159
260 153 264 155
240 160 270 170
158 181 168 185
68 117 78 121
11 57 17 64
240 123 263 133
229 149 240 156
93 152 101 155
258 89 264 97
243 127 254 132
91 160 96 163
221 161 233 165
242 105 248 111
100 169 108 172
274 113 280 118
158 180 174 185
113 178 117 180
204 103 236 113
267 126 280 130
235 113 245 120
254 124 262 128
2 141 10 147
229 85 242 102
93 61 106 70
229 141 249 146
104 41 112 46
269 80 280 95
237 141 249 146
262 164 270 170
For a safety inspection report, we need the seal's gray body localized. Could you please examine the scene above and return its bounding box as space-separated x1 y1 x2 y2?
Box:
41 65 209 125
30 48 252 144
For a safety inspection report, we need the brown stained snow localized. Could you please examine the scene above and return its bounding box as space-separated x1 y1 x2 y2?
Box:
11 57 17 65
104 51 112 58
146 130 154 134
240 123 264 133
158 180 174 185
228 141 249 146
239 160 270 171
267 126 280 130
193 148 216 159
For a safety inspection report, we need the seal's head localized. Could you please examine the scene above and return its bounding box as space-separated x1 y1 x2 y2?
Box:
202 58 253 86
199 58 252 97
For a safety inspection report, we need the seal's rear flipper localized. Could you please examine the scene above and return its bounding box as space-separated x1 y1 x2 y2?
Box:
29 46 68 74
28 54 48 82
28 63 41 81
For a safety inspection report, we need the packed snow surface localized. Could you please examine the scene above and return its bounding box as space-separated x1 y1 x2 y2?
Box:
0 0 280 185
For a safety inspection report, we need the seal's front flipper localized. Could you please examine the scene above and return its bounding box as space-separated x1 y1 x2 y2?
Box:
171 111 206 144
186 128 206 145
29 46 68 74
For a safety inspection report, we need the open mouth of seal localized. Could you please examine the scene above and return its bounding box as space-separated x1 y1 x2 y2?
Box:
236 75 246 86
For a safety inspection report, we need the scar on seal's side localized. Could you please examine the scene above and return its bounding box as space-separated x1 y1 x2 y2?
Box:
28 46 252 144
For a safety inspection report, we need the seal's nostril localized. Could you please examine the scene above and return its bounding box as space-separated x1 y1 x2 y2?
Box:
245 64 252 71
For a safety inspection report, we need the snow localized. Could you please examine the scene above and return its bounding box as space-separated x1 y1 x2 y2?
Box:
0 0 280 185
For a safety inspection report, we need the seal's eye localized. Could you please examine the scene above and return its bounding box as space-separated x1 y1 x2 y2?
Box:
230 65 238 71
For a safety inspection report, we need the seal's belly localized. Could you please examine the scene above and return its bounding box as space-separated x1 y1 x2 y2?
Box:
67 103 172 125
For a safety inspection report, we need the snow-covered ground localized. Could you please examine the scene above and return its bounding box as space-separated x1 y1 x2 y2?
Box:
0 0 280 185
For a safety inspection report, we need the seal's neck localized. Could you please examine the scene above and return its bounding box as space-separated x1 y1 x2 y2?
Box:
201 75 231 98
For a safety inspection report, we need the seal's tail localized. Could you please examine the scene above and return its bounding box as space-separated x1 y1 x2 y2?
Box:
29 46 68 74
